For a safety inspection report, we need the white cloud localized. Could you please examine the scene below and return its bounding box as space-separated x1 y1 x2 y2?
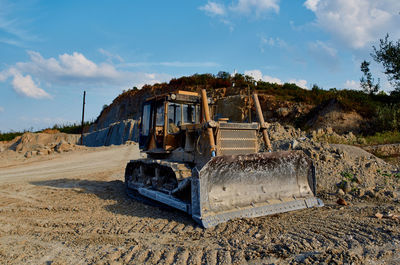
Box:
9 69 51 99
245 69 307 88
309 40 336 57
245 69 263 81
0 70 8 81
344 80 362 90
304 0 319 12
304 0 400 49
231 0 280 16
0 51 173 98
13 51 170 87
259 35 288 52
199 1 226 16
98 48 124 63
199 0 280 27
245 69 308 88
0 106 4 112
0 68 51 99
120 61 220 68
245 69 283 84
288 79 308 89
0 0 40 46
262 75 282 84
16 51 121 84
308 40 339 71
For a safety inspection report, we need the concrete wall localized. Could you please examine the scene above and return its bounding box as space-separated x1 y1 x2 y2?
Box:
83 119 139 147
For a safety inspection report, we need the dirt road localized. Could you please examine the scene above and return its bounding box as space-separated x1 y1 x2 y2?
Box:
0 145 399 264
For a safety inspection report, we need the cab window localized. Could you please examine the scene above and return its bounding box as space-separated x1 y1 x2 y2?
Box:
168 103 181 133
141 103 151 136
156 104 164 126
183 104 197 124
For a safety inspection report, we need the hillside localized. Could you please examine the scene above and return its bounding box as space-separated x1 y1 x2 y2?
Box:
90 73 400 135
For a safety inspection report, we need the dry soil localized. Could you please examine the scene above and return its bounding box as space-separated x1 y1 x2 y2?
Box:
0 145 399 264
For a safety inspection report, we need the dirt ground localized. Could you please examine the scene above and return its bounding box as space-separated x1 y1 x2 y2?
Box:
0 145 399 264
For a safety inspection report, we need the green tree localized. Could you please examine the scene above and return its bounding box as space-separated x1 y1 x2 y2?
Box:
216 71 230 79
372 34 400 91
360 60 379 94
311 84 322 91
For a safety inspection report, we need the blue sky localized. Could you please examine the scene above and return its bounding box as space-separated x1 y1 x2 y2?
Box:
1 0 400 132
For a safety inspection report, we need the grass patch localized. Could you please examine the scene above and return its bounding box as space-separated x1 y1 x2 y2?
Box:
0 131 25 142
51 121 93 134
0 121 93 142
363 131 400 145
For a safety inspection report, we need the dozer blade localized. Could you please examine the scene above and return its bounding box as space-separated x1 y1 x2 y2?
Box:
191 150 323 228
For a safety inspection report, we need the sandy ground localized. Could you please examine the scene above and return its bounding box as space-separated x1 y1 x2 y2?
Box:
0 145 399 264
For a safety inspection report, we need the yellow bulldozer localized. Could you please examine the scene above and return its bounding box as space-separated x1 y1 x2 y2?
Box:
125 89 323 228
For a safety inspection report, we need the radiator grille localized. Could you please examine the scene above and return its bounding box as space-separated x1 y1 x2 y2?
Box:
217 128 257 156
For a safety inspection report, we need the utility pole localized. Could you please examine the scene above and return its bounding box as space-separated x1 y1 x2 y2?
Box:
247 84 252 122
81 91 86 145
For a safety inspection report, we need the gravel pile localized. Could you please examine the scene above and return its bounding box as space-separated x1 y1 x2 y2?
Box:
264 123 400 202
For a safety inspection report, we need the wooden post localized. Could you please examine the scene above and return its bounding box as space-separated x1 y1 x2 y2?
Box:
201 89 216 156
80 91 86 145
163 100 168 150
253 93 272 151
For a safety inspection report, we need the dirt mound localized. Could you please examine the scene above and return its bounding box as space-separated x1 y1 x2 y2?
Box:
363 143 400 157
266 123 399 202
215 94 313 124
41 129 61 134
305 99 365 134
2 132 83 158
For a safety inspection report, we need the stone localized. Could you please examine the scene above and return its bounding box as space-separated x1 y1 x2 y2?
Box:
291 139 299 149
343 181 352 193
276 107 289 117
384 190 396 198
347 132 355 139
364 190 375 198
375 213 383 219
337 198 348 206
320 154 332 162
55 141 73 153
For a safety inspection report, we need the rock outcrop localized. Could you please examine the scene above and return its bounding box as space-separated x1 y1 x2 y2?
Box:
83 119 139 147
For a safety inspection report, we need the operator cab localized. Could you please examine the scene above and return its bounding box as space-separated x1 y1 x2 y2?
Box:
139 90 201 152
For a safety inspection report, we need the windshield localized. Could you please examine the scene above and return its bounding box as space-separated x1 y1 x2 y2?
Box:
156 104 164 126
168 103 181 133
183 104 199 124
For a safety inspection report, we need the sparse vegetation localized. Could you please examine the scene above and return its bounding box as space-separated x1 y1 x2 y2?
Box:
51 121 93 134
0 131 26 142
372 34 400 91
340 171 358 183
360 60 379 94
0 121 94 142
363 131 400 146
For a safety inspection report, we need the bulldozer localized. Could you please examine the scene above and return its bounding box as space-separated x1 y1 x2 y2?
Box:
124 89 323 228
